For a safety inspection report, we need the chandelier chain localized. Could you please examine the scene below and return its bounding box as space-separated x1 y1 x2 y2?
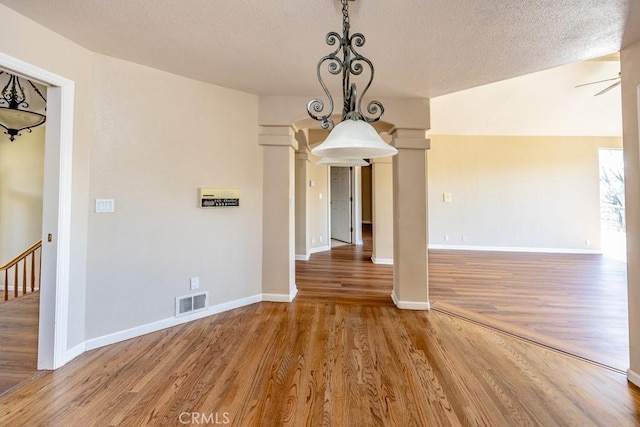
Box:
307 0 384 130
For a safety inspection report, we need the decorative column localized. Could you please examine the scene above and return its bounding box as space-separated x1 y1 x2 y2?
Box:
371 156 393 264
295 150 311 260
621 40 640 387
391 129 430 309
259 126 298 301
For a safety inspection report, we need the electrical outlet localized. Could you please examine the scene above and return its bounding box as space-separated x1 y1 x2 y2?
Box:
444 235 449 242
190 277 200 290
585 239 591 246
462 235 467 242
320 236 324 242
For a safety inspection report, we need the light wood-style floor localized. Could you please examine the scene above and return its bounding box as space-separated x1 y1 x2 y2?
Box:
0 228 633 424
428 249 629 372
0 301 638 426
0 292 39 395
297 226 629 371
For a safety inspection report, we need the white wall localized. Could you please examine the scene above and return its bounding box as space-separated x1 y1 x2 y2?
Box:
0 126 45 265
86 54 262 339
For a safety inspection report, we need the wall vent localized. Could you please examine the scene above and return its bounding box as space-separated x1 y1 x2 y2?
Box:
175 291 209 317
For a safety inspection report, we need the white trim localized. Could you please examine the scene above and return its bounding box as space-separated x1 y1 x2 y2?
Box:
355 239 364 246
295 254 310 261
52 82 74 370
263 289 297 302
371 256 393 265
0 52 75 370
428 244 601 254
628 369 640 388
310 245 331 254
362 220 372 225
64 342 86 363
391 290 430 310
86 294 263 351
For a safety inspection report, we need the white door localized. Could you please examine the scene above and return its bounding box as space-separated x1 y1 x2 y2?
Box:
331 167 352 243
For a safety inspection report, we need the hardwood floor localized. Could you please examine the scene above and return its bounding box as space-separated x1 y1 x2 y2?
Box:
296 226 629 371
0 301 638 426
296 236 393 306
0 292 39 395
0 229 632 424
429 250 629 372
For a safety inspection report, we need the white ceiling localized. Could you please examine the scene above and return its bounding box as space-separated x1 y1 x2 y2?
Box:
2 0 639 98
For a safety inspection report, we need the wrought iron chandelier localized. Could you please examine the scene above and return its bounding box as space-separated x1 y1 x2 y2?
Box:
307 0 397 160
0 71 47 142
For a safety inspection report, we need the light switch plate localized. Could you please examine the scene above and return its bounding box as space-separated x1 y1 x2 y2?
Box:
95 199 115 213
190 277 200 290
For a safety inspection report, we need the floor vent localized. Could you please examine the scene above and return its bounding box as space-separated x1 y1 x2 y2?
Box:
175 291 209 317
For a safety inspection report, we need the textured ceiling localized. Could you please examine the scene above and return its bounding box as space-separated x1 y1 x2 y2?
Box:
2 0 639 98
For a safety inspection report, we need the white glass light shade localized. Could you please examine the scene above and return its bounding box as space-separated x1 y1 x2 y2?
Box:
316 157 370 167
311 119 397 159
0 107 46 131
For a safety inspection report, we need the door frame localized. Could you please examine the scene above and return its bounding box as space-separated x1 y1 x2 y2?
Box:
0 52 74 370
330 166 353 243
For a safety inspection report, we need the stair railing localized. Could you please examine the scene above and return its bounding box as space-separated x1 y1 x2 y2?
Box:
1 241 42 301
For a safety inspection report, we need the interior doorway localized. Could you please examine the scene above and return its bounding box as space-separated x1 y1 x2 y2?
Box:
0 71 46 393
0 51 75 370
599 148 626 261
330 166 352 244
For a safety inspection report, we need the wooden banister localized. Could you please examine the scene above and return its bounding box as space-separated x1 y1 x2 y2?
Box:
1 241 42 302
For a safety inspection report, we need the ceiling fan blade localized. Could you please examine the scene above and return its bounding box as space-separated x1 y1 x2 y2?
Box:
575 76 621 88
594 80 622 96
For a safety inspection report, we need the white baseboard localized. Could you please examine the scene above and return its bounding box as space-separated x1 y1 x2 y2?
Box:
371 256 393 265
628 369 640 388
391 290 430 310
428 244 601 255
356 239 364 246
85 293 263 351
297 245 332 260
262 287 297 303
362 221 372 225
310 245 331 255
64 342 86 365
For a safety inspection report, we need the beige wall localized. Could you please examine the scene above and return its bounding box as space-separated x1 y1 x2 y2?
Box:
621 40 640 385
361 165 372 223
1 7 264 346
86 54 262 338
0 4 93 349
431 59 622 137
0 126 45 264
308 153 329 250
303 130 330 252
428 135 622 250
371 157 393 263
295 152 309 257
